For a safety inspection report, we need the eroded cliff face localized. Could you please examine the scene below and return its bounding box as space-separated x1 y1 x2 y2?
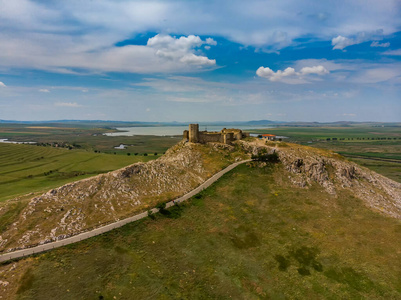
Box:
241 140 401 219
0 142 246 252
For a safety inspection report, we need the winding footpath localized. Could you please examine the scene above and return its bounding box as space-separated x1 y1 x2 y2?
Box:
0 159 252 263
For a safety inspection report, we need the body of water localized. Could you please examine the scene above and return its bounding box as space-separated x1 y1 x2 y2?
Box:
104 125 273 137
0 139 36 144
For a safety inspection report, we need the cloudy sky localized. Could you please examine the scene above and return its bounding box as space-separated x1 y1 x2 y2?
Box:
0 0 400 122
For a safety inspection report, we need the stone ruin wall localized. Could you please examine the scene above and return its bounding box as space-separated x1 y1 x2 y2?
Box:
183 124 249 144
198 132 223 143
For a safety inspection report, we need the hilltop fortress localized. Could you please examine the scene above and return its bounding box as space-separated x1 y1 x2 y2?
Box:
183 124 250 144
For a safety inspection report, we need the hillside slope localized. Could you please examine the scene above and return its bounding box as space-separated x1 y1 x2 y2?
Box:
0 139 400 254
0 142 247 252
1 143 401 299
243 140 401 218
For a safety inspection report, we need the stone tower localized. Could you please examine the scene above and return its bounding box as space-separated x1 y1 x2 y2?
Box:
223 132 234 144
188 124 199 143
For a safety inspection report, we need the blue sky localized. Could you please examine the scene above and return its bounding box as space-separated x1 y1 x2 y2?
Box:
0 0 400 122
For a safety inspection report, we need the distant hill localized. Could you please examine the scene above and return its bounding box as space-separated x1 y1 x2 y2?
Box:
1 119 400 127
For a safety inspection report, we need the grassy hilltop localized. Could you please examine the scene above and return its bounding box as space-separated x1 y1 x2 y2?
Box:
2 157 401 299
0 139 400 299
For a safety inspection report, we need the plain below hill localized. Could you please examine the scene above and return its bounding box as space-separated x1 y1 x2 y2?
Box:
0 142 157 203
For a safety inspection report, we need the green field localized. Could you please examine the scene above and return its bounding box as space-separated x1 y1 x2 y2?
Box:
250 126 401 182
7 162 401 299
0 123 182 202
0 123 181 155
250 125 401 141
0 143 158 202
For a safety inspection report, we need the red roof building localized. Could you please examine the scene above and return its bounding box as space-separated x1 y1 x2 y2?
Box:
261 134 276 140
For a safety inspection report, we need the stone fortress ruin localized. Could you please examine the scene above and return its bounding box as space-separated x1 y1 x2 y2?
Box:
183 124 250 144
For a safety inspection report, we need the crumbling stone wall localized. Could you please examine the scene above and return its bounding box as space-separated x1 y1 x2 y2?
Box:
184 124 248 144
199 132 222 143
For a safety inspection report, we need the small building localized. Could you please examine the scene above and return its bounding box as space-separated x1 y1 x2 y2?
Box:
261 134 276 141
114 144 127 149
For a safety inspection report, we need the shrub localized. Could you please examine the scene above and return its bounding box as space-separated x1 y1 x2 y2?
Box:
156 202 166 210
147 210 155 220
251 151 280 163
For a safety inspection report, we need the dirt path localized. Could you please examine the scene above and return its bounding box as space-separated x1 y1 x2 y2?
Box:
0 159 252 263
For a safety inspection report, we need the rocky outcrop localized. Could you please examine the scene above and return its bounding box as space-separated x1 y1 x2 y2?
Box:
241 140 401 219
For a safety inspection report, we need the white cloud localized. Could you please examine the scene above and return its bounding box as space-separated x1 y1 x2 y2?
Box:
167 96 211 103
299 65 329 75
0 0 399 73
54 102 82 107
382 49 401 56
293 58 401 84
205 38 217 46
147 34 216 66
293 59 350 72
370 41 390 47
180 53 215 66
351 67 401 83
332 36 355 50
256 65 329 82
343 113 356 117
0 82 6 87
0 33 216 73
332 30 385 50
39 88 50 92
256 67 296 81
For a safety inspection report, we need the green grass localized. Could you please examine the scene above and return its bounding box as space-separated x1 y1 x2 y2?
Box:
0 143 159 202
338 151 401 160
345 158 401 183
0 200 28 232
10 163 401 299
250 125 401 141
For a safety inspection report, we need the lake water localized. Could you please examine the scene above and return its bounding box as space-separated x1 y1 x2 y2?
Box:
104 125 273 137
0 139 36 144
